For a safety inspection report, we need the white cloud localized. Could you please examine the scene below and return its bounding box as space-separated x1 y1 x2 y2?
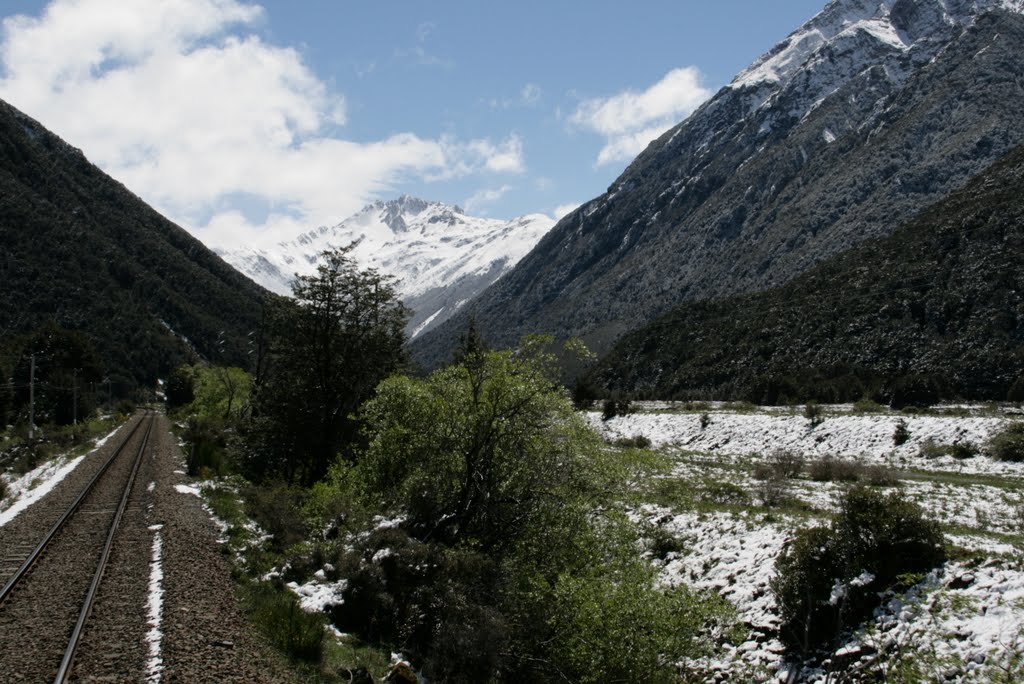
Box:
464 185 512 214
520 83 541 106
569 66 711 166
552 202 580 221
0 0 514 247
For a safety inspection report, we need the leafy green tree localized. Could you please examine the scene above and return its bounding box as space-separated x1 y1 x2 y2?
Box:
318 337 735 681
358 335 603 551
244 248 408 484
191 365 251 420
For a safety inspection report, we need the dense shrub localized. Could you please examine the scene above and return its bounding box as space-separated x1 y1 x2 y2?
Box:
772 487 945 654
243 483 309 553
808 456 861 482
919 438 979 460
613 434 651 448
892 419 910 446
853 399 886 413
987 422 1024 462
808 456 896 486
538 561 739 683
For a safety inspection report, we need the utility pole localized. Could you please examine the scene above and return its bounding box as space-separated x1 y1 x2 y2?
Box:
72 368 78 425
28 354 35 441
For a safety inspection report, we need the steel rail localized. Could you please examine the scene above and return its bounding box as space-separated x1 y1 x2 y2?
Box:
0 412 149 606
54 412 154 683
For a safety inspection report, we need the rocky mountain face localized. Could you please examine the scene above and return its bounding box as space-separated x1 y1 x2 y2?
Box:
587 142 1024 403
413 0 1024 368
217 197 553 339
0 98 270 387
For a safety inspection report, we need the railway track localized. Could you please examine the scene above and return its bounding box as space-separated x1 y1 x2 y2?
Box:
0 411 155 682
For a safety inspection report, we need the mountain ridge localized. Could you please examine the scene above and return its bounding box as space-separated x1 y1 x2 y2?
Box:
412 2 1024 368
218 196 554 339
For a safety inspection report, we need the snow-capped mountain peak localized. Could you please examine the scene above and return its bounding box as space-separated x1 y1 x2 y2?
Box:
217 197 554 339
730 0 1023 117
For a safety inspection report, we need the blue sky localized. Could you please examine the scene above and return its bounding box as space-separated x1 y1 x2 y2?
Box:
0 0 825 248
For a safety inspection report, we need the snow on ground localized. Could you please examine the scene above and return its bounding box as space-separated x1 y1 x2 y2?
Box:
145 524 165 684
593 410 1021 475
598 407 1024 681
0 424 121 527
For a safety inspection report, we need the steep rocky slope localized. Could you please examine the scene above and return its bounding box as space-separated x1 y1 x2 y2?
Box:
587 143 1024 403
414 1 1024 367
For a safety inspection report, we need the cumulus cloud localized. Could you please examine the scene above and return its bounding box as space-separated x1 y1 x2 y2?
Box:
0 0 516 247
569 66 711 166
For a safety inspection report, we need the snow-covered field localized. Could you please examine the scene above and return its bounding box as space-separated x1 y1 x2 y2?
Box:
595 406 1024 682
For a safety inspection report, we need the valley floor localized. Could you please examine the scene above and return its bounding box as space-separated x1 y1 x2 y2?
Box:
593 403 1024 683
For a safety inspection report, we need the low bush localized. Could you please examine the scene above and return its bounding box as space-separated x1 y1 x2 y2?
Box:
988 423 1024 462
918 439 979 460
772 487 946 655
521 556 742 684
699 412 711 429
613 434 651 448
808 456 861 483
853 399 886 414
808 456 897 486
246 583 325 663
243 483 309 553
598 395 630 421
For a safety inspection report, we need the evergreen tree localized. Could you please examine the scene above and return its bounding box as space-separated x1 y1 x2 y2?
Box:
243 248 408 484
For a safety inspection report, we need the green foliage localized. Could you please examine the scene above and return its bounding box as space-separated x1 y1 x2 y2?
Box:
308 339 732 682
987 422 1024 462
245 583 325 664
539 560 737 683
190 365 251 420
853 399 886 413
356 338 603 551
242 248 408 485
772 487 946 654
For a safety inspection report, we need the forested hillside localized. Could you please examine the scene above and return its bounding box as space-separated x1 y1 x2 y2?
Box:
588 143 1024 404
0 98 271 392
